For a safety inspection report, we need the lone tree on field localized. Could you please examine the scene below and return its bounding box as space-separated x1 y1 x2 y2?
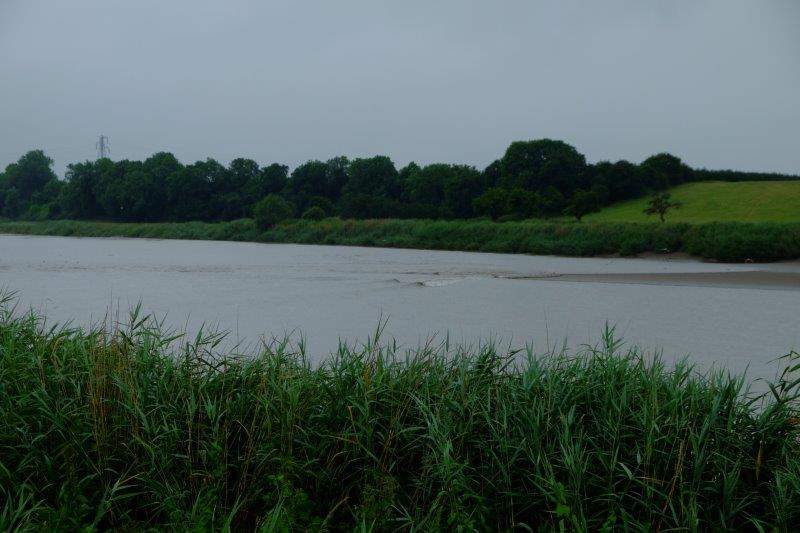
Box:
644 192 681 222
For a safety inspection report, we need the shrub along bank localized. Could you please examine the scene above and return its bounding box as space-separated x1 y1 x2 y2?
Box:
2 218 799 262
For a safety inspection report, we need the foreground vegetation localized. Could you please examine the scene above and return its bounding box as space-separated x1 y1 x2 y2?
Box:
1 296 798 530
586 181 800 223
3 217 800 262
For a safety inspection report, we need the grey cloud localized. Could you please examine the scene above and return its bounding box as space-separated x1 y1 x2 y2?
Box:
1 0 798 176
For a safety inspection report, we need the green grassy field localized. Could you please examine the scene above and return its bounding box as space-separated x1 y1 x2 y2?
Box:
585 181 800 223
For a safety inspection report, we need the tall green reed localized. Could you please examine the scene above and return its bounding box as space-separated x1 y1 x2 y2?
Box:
0 295 798 530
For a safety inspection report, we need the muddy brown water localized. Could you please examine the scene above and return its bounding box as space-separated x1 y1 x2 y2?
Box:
1 234 798 380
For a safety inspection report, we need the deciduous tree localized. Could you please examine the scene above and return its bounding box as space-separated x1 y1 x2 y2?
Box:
644 192 681 222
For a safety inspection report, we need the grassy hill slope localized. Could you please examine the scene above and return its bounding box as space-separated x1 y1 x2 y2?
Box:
585 181 800 223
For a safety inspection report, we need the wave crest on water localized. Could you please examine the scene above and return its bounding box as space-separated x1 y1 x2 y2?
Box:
416 277 468 287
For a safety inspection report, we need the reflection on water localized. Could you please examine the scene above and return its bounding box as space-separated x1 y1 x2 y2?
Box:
1 234 798 380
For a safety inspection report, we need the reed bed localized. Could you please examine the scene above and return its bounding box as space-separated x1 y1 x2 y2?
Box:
1 295 798 530
2 218 800 262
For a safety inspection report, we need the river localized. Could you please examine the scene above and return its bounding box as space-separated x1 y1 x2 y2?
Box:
1 234 798 380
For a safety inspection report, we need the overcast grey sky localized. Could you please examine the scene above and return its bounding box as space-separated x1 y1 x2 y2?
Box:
1 0 798 176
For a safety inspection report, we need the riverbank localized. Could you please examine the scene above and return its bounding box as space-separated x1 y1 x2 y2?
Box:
2 218 800 262
554 270 800 290
1 297 798 530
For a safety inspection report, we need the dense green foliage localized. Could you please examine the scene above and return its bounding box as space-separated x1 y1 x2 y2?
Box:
1 297 798 530
301 206 326 221
694 168 800 182
2 140 797 224
0 219 262 242
253 194 294 230
0 150 59 219
565 189 604 221
586 181 800 223
3 218 800 262
266 219 800 262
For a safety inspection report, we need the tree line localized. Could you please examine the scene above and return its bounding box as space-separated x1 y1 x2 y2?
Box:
1 139 797 226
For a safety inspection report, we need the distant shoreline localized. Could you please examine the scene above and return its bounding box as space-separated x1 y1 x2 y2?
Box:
2 217 800 263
